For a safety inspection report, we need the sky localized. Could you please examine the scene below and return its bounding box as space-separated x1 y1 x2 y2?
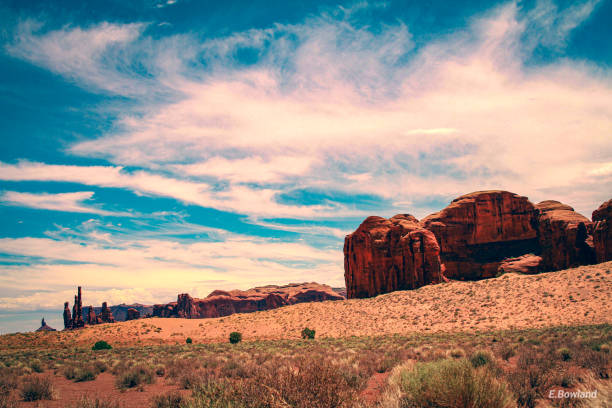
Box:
0 0 611 333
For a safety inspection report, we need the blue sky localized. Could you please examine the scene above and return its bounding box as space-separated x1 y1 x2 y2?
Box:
0 0 611 333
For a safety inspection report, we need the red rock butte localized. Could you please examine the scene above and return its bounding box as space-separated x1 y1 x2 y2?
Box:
344 190 612 299
153 282 344 318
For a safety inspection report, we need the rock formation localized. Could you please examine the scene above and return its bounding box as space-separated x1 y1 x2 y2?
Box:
100 302 115 323
593 199 612 262
126 308 140 321
65 287 85 329
87 306 97 325
63 287 116 329
421 191 539 280
36 318 56 332
535 200 595 270
343 215 442 298
81 304 153 322
345 191 611 299
63 302 72 329
153 282 343 318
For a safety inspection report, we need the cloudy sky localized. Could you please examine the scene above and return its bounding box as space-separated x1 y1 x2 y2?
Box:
0 0 611 333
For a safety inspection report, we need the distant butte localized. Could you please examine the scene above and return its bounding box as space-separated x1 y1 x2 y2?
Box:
153 282 344 319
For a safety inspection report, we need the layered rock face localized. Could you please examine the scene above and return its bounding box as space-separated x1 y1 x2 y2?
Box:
345 191 611 299
421 191 539 280
344 215 442 298
593 199 612 262
153 283 343 318
535 200 595 270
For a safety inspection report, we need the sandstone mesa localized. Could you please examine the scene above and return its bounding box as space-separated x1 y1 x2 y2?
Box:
344 190 611 298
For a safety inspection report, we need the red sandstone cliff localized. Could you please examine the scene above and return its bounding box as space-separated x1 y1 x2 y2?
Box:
535 200 595 270
421 191 539 280
344 191 608 299
593 198 612 262
343 214 442 298
153 282 343 318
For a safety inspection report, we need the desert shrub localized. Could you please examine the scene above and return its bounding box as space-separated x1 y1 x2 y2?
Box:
116 365 155 389
185 337 192 344
301 328 316 339
70 396 120 408
507 348 555 408
93 360 108 373
470 350 492 367
0 394 17 408
500 344 516 361
92 341 112 351
229 332 242 344
394 359 513 408
154 364 165 377
577 349 609 379
29 359 43 373
151 391 186 408
0 371 18 408
63 365 78 380
76 366 97 382
20 375 54 401
557 347 572 361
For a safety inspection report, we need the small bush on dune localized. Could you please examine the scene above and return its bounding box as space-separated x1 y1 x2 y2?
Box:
394 359 513 408
229 332 242 344
301 327 316 339
20 375 54 401
185 337 192 344
92 341 112 351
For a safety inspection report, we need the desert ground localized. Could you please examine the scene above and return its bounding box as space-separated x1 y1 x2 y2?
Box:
1 262 611 407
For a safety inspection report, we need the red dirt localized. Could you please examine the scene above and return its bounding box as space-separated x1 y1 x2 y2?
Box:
359 372 391 404
18 372 189 408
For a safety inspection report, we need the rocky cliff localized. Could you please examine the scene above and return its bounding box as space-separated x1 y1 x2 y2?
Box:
344 191 610 299
344 214 442 298
593 199 612 262
153 282 344 318
421 191 538 280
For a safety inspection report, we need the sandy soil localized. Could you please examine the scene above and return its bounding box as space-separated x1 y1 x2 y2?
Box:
17 372 189 408
4 261 611 348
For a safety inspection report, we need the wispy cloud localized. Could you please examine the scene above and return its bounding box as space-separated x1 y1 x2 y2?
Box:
0 191 130 216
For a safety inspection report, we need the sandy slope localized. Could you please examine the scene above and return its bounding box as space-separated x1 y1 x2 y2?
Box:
5 262 612 348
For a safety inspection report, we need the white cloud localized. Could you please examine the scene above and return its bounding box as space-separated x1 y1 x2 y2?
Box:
6 21 146 95
0 191 130 216
0 161 343 218
62 3 612 218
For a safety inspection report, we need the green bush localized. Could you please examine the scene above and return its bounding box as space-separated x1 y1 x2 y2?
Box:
185 337 193 344
470 350 492 367
229 332 242 344
20 375 54 401
301 327 316 339
396 359 513 408
92 341 112 351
